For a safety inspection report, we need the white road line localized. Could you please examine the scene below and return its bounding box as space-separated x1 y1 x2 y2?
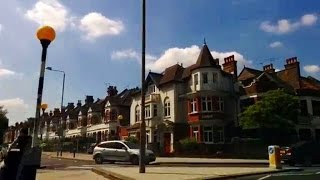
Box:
316 172 320 174
258 175 271 180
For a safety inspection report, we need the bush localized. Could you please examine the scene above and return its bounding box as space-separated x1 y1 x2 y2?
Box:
179 138 199 153
125 136 138 144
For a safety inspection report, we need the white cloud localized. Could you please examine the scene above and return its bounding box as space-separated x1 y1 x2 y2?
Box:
260 13 318 34
112 45 252 73
79 12 124 40
0 24 2 33
24 0 70 32
304 65 320 73
0 98 29 124
0 68 16 77
269 41 283 48
301 14 318 26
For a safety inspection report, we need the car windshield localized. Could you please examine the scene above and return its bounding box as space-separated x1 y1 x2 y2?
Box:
123 141 140 149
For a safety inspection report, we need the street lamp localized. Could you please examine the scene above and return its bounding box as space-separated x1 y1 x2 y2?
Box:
139 0 147 174
45 66 65 156
30 25 55 180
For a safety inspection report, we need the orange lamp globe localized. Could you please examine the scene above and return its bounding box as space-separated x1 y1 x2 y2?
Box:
36 26 56 42
41 103 48 110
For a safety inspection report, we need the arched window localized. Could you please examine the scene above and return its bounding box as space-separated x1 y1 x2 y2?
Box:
164 98 171 117
135 105 140 122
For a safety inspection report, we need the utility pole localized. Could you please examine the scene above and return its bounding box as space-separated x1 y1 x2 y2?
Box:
139 0 146 174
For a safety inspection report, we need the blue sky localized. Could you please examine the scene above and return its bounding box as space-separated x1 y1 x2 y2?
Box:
0 0 319 125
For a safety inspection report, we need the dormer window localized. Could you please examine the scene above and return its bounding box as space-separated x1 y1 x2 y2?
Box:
202 73 208 84
148 85 156 94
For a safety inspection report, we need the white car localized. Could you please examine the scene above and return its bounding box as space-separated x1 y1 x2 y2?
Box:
0 145 9 161
92 140 156 165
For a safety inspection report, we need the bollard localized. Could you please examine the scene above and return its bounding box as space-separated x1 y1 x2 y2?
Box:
268 145 282 169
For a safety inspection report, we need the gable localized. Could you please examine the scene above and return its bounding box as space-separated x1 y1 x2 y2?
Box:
238 68 262 81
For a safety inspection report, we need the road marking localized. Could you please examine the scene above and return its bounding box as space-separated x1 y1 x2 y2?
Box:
316 172 320 174
258 175 271 180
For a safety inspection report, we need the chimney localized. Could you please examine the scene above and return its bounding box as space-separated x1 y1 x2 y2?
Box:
67 102 75 109
85 95 94 104
107 86 118 96
263 64 275 73
77 100 82 107
278 57 301 89
49 110 53 117
213 58 220 65
222 55 237 79
53 108 60 116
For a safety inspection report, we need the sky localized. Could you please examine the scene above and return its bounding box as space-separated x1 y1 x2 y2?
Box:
0 0 319 125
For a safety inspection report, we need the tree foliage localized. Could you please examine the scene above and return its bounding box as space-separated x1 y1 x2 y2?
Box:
0 106 9 143
240 89 299 130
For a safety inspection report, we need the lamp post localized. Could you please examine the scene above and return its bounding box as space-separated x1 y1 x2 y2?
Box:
30 26 55 180
40 104 48 140
139 0 147 174
45 66 65 156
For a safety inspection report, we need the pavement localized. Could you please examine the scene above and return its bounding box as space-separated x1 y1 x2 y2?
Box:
42 151 269 166
36 169 108 180
41 152 302 180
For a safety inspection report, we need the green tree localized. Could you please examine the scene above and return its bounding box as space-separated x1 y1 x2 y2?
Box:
240 89 299 129
0 106 9 143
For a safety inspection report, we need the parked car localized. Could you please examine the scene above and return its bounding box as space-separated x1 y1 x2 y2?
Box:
92 140 156 165
281 141 320 166
87 143 97 154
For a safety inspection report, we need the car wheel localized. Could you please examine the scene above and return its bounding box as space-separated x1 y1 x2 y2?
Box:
94 154 103 164
130 155 139 165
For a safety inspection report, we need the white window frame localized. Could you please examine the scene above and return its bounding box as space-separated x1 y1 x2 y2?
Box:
145 105 151 118
194 74 199 85
153 104 158 117
164 98 171 117
203 126 213 144
135 105 140 122
213 97 224 112
201 97 212 112
190 98 198 113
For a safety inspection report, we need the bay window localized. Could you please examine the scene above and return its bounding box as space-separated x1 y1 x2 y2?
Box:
201 97 212 112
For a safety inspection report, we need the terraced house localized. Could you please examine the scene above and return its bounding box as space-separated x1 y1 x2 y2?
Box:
128 43 239 155
238 57 320 141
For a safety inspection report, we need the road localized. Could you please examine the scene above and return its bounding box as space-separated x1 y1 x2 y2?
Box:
237 166 320 180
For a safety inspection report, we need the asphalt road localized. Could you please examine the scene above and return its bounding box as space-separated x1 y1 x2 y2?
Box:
41 154 95 169
236 166 320 180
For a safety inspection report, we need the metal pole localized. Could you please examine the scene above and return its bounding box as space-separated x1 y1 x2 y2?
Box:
139 0 146 173
31 39 51 180
60 72 65 156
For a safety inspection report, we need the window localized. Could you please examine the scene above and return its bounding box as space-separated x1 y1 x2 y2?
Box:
135 105 140 122
194 74 199 85
312 100 320 116
164 98 171 117
201 97 212 112
213 129 224 143
153 104 158 117
300 100 308 116
148 85 156 94
190 98 198 113
110 110 117 120
212 73 218 83
104 110 110 122
145 105 151 118
203 126 213 143
192 127 199 141
202 73 208 84
213 97 224 112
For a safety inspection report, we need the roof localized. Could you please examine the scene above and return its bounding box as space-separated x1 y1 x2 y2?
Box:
106 88 137 106
159 64 184 85
191 44 219 70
